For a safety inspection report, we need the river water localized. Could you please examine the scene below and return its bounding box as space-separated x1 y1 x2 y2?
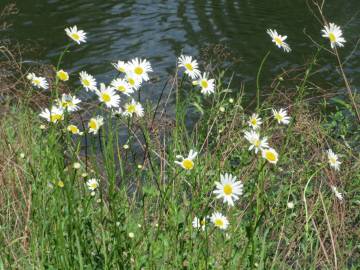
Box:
5 0 360 103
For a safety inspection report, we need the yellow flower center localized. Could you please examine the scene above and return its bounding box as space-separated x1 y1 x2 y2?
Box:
127 104 136 113
89 183 98 189
134 66 144 75
201 80 208 89
71 33 80 41
182 159 194 170
57 71 68 81
254 140 261 147
61 101 73 108
223 184 233 195
265 151 277 162
67 125 79 134
89 119 97 130
33 79 41 85
82 79 90 87
200 219 205 226
101 93 111 103
128 78 135 86
57 180 64 188
117 85 126 92
275 114 283 121
50 114 62 123
274 37 283 45
214 219 224 227
251 118 257 126
119 67 125 72
329 157 337 164
185 63 193 71
329 32 336 42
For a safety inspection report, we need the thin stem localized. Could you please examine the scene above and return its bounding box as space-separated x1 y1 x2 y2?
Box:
256 50 271 111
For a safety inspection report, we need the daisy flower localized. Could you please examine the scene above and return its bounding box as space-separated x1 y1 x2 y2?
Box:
39 106 64 123
331 185 343 201
178 55 201 79
123 99 144 117
214 173 243 207
327 149 341 171
125 72 142 90
272 108 290 125
88 116 104 135
193 72 215 95
96 83 120 108
57 93 81 112
174 149 197 170
262 148 279 164
127 58 152 82
79 71 97 91
248 113 262 129
112 60 129 73
266 29 291 53
192 217 206 231
210 212 229 230
321 23 346 49
244 130 269 154
56 69 69 81
27 73 48 89
86 178 99 191
111 78 134 96
67 124 81 135
65 25 87 44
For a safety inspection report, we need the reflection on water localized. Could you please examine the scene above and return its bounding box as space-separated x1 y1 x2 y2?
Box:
6 0 360 101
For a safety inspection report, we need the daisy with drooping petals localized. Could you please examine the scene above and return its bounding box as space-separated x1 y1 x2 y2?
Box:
192 217 206 231
272 108 290 125
244 130 269 154
112 60 129 73
248 113 262 129
79 71 97 91
321 23 346 49
193 72 215 95
67 124 81 135
214 173 243 207
210 212 229 230
86 178 99 191
123 99 144 117
111 78 134 96
262 148 279 164
175 149 197 170
331 185 343 201
39 106 64 123
125 72 142 90
266 29 291 52
127 58 152 82
88 116 104 135
178 55 201 79
57 69 69 81
65 25 87 44
57 93 81 112
96 83 120 108
27 73 48 89
327 149 341 171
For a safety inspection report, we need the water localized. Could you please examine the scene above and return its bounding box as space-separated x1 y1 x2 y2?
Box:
5 0 360 102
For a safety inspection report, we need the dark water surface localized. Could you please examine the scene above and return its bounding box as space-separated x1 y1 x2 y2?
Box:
6 0 360 102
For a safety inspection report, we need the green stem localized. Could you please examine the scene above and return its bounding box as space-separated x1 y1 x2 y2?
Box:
256 50 271 111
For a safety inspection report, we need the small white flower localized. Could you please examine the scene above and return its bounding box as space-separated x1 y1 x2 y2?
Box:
57 93 81 112
125 72 142 90
73 162 81 169
123 99 144 117
39 106 64 123
86 178 99 191
210 212 229 230
262 148 279 164
193 72 215 95
112 60 129 73
244 130 269 154
266 29 291 52
27 73 48 89
128 232 135 239
272 108 290 125
88 116 104 135
65 25 87 44
178 55 201 79
127 58 152 82
192 216 206 231
214 173 243 207
321 23 346 49
327 149 341 171
175 149 198 170
111 78 134 96
287 202 294 209
248 113 262 129
96 83 120 108
331 185 343 201
79 71 97 91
